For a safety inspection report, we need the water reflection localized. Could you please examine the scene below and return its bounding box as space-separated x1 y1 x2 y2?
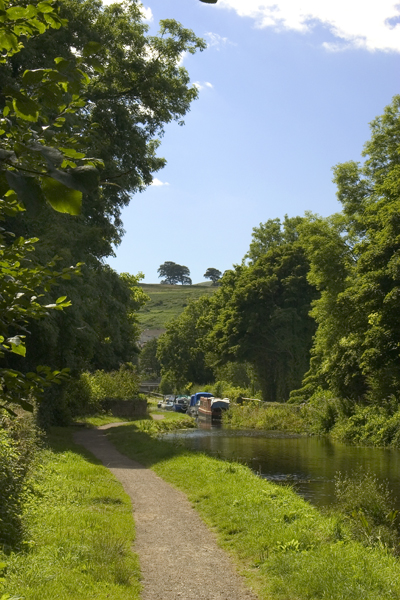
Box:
163 424 400 509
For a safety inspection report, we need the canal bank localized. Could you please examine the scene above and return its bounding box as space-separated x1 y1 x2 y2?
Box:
108 422 400 600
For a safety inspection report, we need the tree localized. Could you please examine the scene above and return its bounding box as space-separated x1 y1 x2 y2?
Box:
140 338 161 378
158 261 192 285
293 96 400 404
203 268 222 285
157 296 214 389
3 1 206 256
0 0 104 413
209 220 317 402
2 0 204 386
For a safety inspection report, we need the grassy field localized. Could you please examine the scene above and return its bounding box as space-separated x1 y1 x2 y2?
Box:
109 424 400 600
137 283 215 329
1 428 141 600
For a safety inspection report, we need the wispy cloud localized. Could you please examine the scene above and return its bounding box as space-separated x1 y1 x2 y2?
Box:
193 81 214 91
151 178 170 187
205 31 236 49
218 0 400 52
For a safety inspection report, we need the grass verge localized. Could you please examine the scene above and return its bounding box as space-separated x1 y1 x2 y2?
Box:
0 428 141 600
109 424 400 600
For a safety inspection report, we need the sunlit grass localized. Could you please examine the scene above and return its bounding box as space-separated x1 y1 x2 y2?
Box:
137 284 215 329
109 425 400 600
0 428 141 600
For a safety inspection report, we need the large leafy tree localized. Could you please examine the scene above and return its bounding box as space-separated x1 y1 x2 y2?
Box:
295 96 400 403
158 261 192 285
2 0 204 381
210 231 317 402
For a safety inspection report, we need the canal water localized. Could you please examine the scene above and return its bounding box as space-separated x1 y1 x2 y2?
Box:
163 425 400 509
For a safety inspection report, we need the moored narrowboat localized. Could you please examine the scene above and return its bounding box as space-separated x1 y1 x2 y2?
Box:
198 397 230 421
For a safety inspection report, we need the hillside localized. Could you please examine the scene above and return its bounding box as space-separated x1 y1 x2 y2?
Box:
137 283 216 330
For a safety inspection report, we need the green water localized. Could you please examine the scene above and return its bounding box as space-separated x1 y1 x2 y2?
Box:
163 426 400 509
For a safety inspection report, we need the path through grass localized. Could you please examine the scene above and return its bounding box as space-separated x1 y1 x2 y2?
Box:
109 424 400 600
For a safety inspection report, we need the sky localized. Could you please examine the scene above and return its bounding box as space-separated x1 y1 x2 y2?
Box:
106 0 400 283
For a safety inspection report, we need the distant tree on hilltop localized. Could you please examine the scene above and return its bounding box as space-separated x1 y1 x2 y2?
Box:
158 261 192 285
204 268 222 285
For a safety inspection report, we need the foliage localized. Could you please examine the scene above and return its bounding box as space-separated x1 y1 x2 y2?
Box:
293 96 400 404
157 296 214 390
335 469 400 551
139 338 161 378
110 425 400 600
210 223 317 402
84 365 141 402
245 215 304 264
0 1 103 413
0 428 141 600
203 267 221 285
0 220 76 413
0 415 41 551
158 261 192 285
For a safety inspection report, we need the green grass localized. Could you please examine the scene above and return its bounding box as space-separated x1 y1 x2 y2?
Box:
138 283 215 329
75 414 143 427
0 428 141 600
109 424 400 600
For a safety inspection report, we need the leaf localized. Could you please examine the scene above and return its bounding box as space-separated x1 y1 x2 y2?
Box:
0 30 18 52
12 94 39 122
87 57 104 74
6 5 37 19
22 68 47 85
30 142 64 167
36 1 54 13
6 171 43 215
83 41 102 57
59 147 85 159
41 177 82 215
48 165 99 194
56 296 67 303
18 399 34 412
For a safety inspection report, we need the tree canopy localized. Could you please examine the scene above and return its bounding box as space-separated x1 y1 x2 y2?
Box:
158 261 192 285
203 268 222 285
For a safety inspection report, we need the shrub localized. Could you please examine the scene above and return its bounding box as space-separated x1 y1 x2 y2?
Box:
0 415 41 550
335 469 400 551
301 390 354 433
331 404 400 447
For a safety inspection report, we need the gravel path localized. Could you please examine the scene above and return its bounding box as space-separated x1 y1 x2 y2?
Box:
74 426 258 600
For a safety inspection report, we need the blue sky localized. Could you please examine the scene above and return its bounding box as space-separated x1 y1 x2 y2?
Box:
106 0 400 283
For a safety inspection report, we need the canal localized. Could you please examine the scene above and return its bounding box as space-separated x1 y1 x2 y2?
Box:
163 425 400 509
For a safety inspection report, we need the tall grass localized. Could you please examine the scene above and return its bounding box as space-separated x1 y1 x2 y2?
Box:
224 401 305 432
109 425 400 600
0 428 141 600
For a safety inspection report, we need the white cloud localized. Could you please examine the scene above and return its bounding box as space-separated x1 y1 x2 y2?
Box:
151 178 170 187
205 31 236 49
217 0 400 52
141 6 153 22
194 81 214 91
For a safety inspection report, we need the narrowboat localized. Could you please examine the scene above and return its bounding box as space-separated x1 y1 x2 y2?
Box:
186 392 214 418
198 397 230 421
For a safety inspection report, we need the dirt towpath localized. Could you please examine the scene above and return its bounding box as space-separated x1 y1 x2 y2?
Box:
74 425 257 600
